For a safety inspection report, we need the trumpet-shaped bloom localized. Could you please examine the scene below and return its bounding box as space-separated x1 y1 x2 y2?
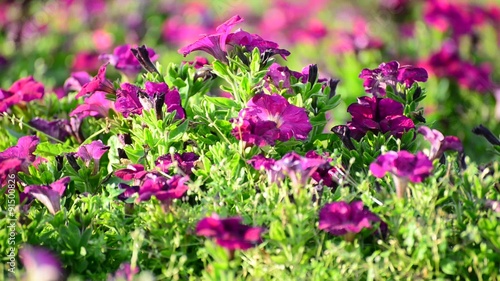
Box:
155 152 199 175
76 63 115 98
232 94 312 146
63 71 92 94
196 214 265 250
179 15 289 63
359 61 428 97
100 44 158 78
370 150 433 183
346 96 414 140
70 91 115 119
20 246 63 281
417 126 463 160
24 177 70 215
137 174 189 202
319 201 380 237
28 118 71 142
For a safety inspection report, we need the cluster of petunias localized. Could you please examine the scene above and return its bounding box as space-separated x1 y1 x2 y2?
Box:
114 152 197 204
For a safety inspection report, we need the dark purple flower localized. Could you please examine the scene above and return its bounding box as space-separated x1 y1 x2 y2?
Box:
155 152 199 175
107 262 140 281
28 118 71 142
63 71 92 94
359 61 428 97
144 81 185 120
76 63 115 98
137 174 189 202
100 44 158 79
305 150 341 189
417 126 463 161
116 183 140 202
196 214 265 250
20 245 63 281
231 94 312 146
24 177 70 215
70 91 116 119
319 201 380 241
346 96 414 140
179 15 289 63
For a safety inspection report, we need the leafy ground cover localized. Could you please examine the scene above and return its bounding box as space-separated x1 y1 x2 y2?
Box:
1 0 500 280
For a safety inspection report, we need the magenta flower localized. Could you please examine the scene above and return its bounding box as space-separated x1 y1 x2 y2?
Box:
179 15 289 63
0 76 44 112
137 174 189 202
417 126 463 161
76 63 115 98
20 246 63 281
273 151 328 188
264 63 301 94
145 81 185 120
156 152 199 175
319 201 380 242
100 44 158 79
115 83 142 117
63 71 92 95
346 96 414 140
370 150 433 198
305 150 341 189
115 164 148 182
196 214 265 250
28 118 71 142
24 177 70 215
359 61 428 97
0 136 42 185
70 91 116 119
107 262 140 281
76 140 109 174
71 51 100 73
231 94 312 146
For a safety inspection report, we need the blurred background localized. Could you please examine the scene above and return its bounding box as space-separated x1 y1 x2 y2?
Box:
0 0 499 163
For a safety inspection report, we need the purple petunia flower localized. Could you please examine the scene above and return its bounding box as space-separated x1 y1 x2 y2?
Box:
196 214 265 250
70 91 116 119
137 174 189 202
346 96 414 140
0 135 43 185
115 164 148 182
100 44 158 79
63 71 92 95
319 201 380 242
359 60 428 97
20 245 63 281
417 126 463 161
76 140 110 174
370 150 433 198
179 15 290 63
76 63 115 98
155 152 199 175
107 262 140 281
116 183 140 202
305 150 342 189
28 118 71 142
24 177 70 215
0 76 44 112
231 94 312 147
115 82 185 119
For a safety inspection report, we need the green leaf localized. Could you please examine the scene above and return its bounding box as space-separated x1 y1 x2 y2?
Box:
34 142 74 157
204 96 239 109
